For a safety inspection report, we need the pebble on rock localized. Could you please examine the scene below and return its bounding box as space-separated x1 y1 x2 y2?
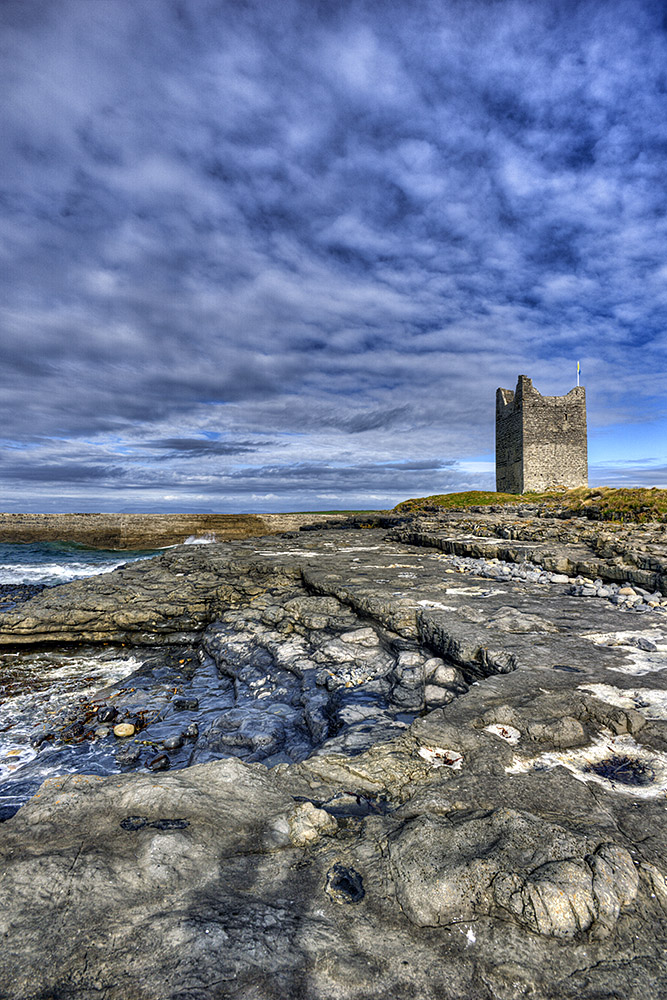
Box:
97 706 118 723
113 723 136 738
147 753 170 771
116 744 141 764
173 698 199 711
64 722 85 738
289 801 338 846
163 735 184 750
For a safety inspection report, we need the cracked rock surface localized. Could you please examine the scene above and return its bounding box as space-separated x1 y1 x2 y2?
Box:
1 512 667 999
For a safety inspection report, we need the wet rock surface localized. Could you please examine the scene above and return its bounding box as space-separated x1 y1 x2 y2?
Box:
1 510 667 998
0 583 48 611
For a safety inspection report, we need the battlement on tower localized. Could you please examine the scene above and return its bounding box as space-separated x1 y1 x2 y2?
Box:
496 375 588 493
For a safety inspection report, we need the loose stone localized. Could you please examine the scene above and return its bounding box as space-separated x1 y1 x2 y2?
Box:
146 753 170 771
30 732 54 748
113 723 135 738
172 698 199 711
97 706 118 723
116 743 141 764
289 801 338 846
163 735 183 750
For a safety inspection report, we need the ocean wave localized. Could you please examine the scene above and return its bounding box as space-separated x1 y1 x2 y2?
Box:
0 559 133 585
0 541 160 586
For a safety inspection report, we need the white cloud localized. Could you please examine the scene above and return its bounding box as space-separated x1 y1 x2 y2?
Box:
1 0 667 509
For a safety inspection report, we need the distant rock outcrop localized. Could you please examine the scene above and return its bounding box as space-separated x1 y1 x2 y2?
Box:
0 511 342 548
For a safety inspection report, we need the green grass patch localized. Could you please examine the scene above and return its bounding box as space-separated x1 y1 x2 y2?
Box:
393 487 667 523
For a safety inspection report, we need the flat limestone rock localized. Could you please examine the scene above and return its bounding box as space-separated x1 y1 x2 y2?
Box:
1 516 667 998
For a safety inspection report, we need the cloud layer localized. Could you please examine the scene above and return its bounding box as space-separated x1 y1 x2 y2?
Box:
2 0 667 511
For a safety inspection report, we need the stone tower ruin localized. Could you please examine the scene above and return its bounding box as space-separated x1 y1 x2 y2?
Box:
496 375 587 493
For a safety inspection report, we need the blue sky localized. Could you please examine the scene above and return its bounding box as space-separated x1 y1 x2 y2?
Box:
2 0 667 512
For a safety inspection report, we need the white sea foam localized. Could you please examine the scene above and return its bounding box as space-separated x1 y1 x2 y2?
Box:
0 651 142 783
183 533 217 544
0 540 158 587
0 560 131 585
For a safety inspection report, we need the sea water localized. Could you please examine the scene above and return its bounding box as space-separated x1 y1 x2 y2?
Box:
0 540 165 817
0 539 161 587
0 537 417 816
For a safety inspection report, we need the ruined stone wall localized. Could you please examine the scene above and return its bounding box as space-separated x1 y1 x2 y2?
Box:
522 381 588 490
496 386 524 492
496 376 588 493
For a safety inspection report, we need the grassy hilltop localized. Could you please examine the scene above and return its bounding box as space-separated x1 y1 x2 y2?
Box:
393 486 667 524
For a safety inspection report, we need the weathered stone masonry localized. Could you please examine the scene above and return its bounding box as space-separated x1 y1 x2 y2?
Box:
496 375 588 493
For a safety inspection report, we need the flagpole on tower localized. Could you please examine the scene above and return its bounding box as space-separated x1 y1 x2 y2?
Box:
577 360 580 387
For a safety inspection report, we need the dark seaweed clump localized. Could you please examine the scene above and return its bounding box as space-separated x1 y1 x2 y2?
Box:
325 863 365 904
584 754 655 786
120 816 189 832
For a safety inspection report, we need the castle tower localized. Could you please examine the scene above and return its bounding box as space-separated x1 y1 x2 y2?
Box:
496 375 587 493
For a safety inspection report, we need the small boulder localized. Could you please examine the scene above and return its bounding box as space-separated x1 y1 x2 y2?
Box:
428 662 461 687
424 684 454 708
173 698 199 711
289 801 338 846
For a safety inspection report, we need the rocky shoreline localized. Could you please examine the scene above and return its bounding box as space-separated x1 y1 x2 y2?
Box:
0 511 345 548
1 505 666 999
